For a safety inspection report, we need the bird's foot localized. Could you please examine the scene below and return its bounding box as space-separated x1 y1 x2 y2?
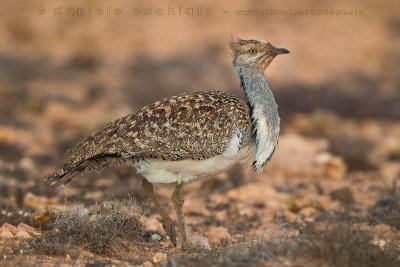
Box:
162 220 177 247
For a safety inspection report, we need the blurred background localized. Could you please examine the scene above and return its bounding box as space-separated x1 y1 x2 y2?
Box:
0 0 399 245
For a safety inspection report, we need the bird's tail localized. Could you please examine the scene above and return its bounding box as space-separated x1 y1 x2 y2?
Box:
45 117 130 187
44 164 82 187
45 154 125 187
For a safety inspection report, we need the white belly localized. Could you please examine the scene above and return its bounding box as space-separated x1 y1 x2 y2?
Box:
134 133 254 184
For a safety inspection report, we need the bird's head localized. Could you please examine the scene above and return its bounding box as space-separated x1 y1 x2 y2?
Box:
229 36 289 72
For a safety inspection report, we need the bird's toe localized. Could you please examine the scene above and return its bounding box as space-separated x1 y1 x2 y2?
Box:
162 221 177 246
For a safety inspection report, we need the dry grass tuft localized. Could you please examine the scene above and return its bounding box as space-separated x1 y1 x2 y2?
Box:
294 223 399 267
33 196 144 261
368 196 400 230
168 223 399 266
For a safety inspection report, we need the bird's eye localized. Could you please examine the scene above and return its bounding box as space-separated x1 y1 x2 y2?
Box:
249 48 257 54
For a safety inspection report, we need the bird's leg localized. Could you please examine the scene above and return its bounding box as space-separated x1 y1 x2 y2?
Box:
142 179 177 246
171 182 192 251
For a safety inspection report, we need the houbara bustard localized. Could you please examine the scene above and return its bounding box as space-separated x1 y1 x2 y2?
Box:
46 37 289 251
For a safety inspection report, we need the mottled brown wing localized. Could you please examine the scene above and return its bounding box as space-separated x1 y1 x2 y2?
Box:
45 91 251 185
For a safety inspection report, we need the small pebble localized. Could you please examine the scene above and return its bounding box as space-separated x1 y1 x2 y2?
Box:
299 207 318 218
192 235 211 250
372 239 386 250
329 187 354 205
77 207 90 218
153 252 168 264
0 231 14 239
1 223 17 234
15 231 31 239
206 226 231 247
151 233 162 241
142 261 153 267
17 223 41 236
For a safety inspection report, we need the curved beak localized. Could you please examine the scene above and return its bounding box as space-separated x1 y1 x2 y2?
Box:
274 47 290 55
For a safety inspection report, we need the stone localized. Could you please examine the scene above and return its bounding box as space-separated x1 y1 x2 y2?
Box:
226 183 277 204
215 210 227 221
142 261 153 267
329 187 354 205
371 239 386 251
270 133 329 177
152 252 167 264
208 194 229 206
318 195 340 209
314 152 347 180
19 157 35 172
15 231 31 239
78 251 94 259
184 198 210 216
151 233 162 241
17 223 41 236
232 234 246 242
191 234 211 250
23 192 58 208
283 210 298 223
0 231 14 239
1 223 17 234
83 191 103 201
206 226 231 247
299 207 318 218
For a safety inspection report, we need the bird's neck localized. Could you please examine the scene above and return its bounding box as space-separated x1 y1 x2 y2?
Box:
236 66 280 172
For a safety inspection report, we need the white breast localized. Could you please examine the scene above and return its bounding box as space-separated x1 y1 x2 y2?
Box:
134 132 254 185
252 116 279 172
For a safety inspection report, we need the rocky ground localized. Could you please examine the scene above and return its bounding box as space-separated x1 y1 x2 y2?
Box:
1 0 400 266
